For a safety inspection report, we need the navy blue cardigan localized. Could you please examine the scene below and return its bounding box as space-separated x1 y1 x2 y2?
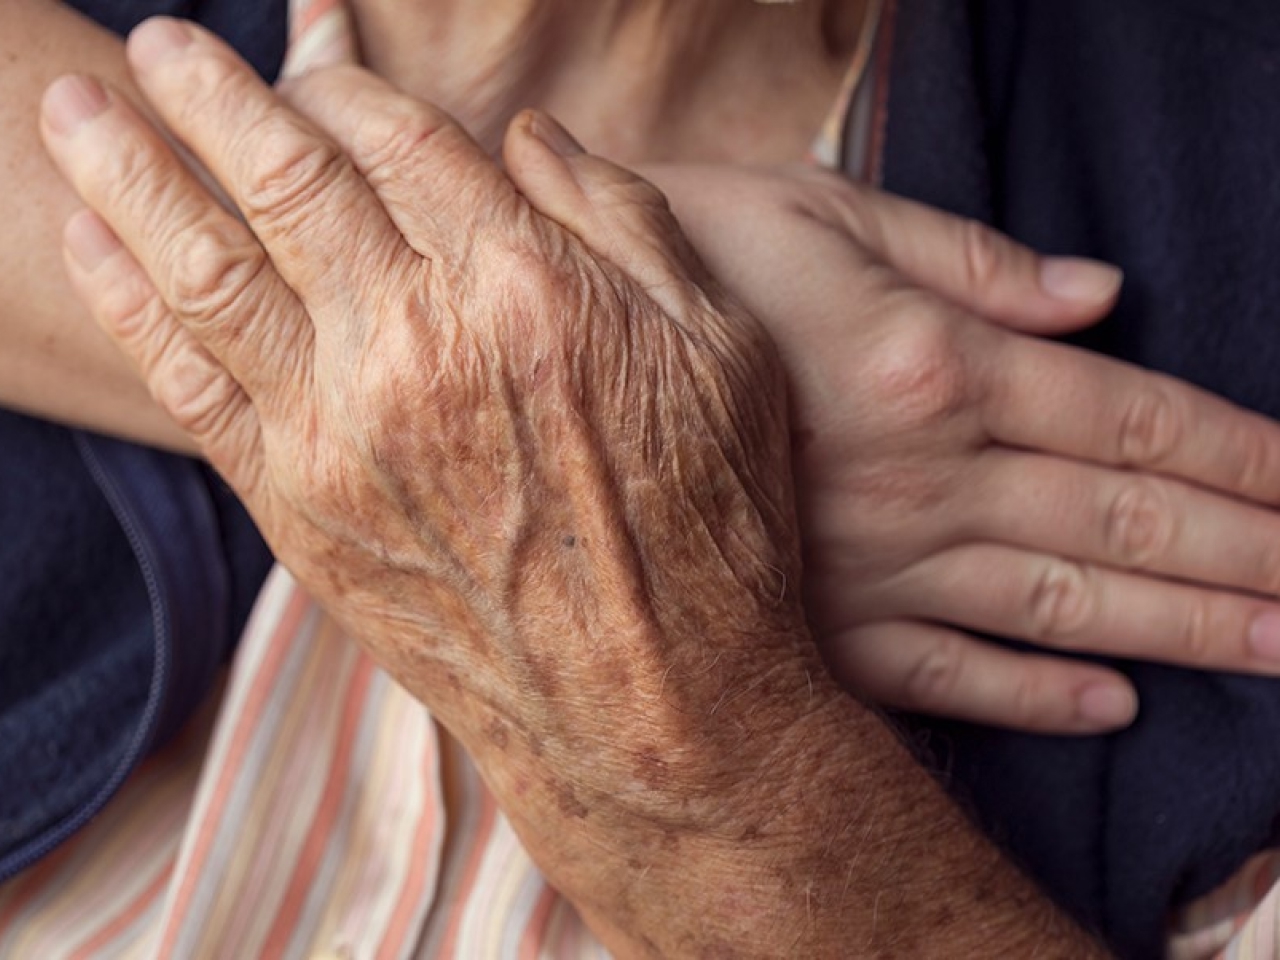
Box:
5 2 1278 957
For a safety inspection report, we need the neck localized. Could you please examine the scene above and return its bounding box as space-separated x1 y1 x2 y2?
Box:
349 0 868 164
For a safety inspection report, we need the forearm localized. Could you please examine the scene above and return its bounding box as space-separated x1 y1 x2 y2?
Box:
560 678 1109 959
721 693 1106 958
2 0 192 450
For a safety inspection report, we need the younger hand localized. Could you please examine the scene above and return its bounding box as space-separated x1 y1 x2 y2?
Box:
653 163 1280 733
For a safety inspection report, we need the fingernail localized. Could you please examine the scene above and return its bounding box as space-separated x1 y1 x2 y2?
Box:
529 112 584 158
1078 683 1137 727
1249 612 1280 659
1040 257 1124 303
130 17 195 71
65 209 122 272
43 75 110 137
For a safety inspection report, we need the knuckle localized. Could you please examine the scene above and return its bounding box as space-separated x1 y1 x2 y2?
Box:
97 129 170 220
617 188 689 268
239 122 349 225
604 173 672 220
487 240 586 342
92 268 159 342
1118 384 1181 467
130 310 184 379
1177 596 1214 665
1104 479 1175 567
1027 559 1095 644
151 344 240 440
500 240 576 302
866 311 972 429
180 49 247 114
353 102 452 175
1007 671 1048 728
168 221 269 329
902 636 965 709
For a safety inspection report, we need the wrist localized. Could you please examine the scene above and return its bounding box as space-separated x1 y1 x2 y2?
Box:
548 676 871 958
566 683 1108 959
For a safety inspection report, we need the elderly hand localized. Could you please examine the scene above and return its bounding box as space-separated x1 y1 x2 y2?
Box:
650 163 1280 734
35 18 886 958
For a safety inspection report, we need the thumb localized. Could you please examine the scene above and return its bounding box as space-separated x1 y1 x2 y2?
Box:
503 111 710 312
826 182 1123 335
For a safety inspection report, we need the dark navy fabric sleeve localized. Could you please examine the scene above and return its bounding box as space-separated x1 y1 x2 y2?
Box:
64 0 286 81
0 0 283 881
881 2 1280 957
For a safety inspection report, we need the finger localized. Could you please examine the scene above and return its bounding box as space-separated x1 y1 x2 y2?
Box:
276 62 520 257
983 334 1280 506
793 171 1123 334
972 448 1280 600
825 620 1137 734
124 18 415 310
62 208 264 492
501 111 709 314
885 543 1280 673
40 73 309 407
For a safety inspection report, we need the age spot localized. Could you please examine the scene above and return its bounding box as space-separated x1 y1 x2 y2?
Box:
484 716 510 750
634 748 669 786
555 783 589 819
